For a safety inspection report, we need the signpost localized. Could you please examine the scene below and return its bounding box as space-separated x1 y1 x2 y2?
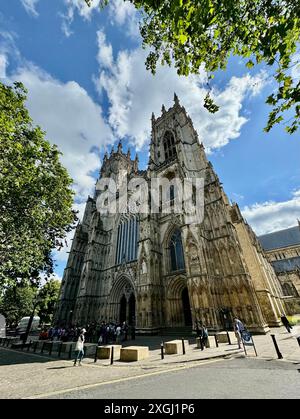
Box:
241 330 257 357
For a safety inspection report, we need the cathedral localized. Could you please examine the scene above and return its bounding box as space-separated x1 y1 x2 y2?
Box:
55 95 286 334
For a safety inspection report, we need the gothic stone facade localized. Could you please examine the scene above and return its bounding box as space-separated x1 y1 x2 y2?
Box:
55 96 286 334
259 224 300 315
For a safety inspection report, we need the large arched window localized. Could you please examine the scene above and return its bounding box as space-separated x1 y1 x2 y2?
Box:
115 217 139 265
169 229 185 272
163 131 176 161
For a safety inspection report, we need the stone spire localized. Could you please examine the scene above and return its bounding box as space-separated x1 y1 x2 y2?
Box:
117 140 122 153
161 104 166 114
133 153 139 172
174 92 180 106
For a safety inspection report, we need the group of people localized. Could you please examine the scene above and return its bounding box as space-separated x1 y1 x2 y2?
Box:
97 321 135 345
38 320 135 345
39 326 80 342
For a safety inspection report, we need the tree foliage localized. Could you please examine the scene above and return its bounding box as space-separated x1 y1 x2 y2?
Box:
0 82 77 287
36 279 61 324
0 283 36 327
86 0 300 133
0 279 61 327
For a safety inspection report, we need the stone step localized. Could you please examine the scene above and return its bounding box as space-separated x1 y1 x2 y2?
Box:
160 327 194 337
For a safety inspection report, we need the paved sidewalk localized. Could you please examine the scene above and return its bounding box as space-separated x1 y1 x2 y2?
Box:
0 326 299 399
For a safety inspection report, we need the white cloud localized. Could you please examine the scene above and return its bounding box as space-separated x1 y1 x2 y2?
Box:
107 0 140 38
6 62 112 201
61 0 139 38
97 31 113 70
95 38 267 151
242 189 300 235
21 0 40 17
61 0 101 37
0 54 7 79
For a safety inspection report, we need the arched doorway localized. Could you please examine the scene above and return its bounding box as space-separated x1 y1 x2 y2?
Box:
119 295 127 323
109 276 136 325
128 293 136 325
182 287 192 326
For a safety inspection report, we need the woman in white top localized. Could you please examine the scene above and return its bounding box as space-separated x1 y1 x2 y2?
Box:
73 328 86 366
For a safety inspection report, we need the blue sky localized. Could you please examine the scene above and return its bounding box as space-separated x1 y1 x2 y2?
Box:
1 1 300 279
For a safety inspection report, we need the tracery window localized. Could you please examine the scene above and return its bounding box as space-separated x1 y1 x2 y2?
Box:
282 282 296 297
115 217 139 265
169 229 185 272
163 131 176 161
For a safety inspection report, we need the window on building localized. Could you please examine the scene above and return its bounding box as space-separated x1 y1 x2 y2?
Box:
170 184 175 207
169 229 185 272
163 131 177 161
282 282 295 296
115 217 139 265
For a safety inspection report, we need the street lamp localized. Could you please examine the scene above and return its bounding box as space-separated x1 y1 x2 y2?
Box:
21 291 41 344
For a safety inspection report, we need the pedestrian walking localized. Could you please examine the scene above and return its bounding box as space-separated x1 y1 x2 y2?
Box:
200 324 208 349
280 314 293 333
233 317 245 349
73 328 86 366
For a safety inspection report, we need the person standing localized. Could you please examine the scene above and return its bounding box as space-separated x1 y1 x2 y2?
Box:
280 314 293 333
233 317 245 349
73 328 86 366
200 324 208 350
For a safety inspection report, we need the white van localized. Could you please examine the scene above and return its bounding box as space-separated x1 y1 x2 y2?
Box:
17 316 40 332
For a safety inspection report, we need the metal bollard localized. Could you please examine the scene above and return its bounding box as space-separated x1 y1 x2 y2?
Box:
161 342 164 360
49 341 53 356
94 346 98 363
214 334 219 348
33 341 38 353
271 334 283 359
41 342 45 354
226 331 231 345
110 346 114 365
182 338 186 355
27 340 31 352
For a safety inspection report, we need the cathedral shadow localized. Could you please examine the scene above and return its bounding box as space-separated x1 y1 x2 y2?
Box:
0 347 69 366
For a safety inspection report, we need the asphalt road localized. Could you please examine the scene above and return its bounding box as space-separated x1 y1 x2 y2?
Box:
46 357 300 399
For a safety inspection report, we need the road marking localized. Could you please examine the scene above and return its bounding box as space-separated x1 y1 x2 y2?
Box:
24 358 223 399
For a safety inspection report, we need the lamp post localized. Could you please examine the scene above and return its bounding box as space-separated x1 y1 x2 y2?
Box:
21 291 41 344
